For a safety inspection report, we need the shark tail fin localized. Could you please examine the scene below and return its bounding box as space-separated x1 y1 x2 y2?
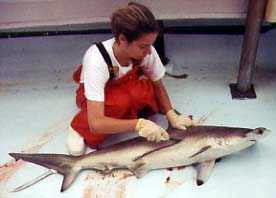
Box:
60 166 79 192
9 152 80 192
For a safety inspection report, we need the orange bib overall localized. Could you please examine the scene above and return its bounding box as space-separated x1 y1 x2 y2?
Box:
71 65 160 148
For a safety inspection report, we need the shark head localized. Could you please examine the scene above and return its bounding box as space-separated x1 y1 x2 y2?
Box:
244 127 271 142
209 127 271 155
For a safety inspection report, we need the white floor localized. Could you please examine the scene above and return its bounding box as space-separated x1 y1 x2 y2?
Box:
0 29 276 198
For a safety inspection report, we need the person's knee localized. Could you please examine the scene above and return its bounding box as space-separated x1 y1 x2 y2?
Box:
66 127 86 156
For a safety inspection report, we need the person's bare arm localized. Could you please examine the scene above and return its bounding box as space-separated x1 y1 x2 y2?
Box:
87 100 137 134
152 79 173 114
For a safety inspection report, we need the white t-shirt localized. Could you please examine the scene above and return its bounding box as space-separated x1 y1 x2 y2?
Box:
81 38 166 102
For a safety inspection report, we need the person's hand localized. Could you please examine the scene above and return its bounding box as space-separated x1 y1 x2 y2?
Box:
135 119 170 142
166 109 194 130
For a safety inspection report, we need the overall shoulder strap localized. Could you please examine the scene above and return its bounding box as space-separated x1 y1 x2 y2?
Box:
95 42 115 79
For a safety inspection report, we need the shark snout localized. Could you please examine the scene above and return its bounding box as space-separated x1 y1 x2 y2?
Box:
246 127 271 141
255 127 271 136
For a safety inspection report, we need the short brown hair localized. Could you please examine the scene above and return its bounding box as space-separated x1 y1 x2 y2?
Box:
111 2 159 43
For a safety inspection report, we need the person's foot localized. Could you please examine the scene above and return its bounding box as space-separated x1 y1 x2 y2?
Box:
66 127 86 156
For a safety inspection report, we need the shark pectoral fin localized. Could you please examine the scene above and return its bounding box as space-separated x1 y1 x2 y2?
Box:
194 160 216 186
129 162 148 179
189 145 212 158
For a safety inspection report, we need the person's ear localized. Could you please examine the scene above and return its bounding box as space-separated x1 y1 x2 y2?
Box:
118 34 129 47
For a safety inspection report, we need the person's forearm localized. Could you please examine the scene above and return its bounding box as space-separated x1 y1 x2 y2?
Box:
89 116 138 134
152 79 173 114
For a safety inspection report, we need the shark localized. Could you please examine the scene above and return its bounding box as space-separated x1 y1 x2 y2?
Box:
9 125 270 192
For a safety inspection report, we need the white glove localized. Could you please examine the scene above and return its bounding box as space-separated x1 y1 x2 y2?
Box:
166 109 194 130
135 118 170 142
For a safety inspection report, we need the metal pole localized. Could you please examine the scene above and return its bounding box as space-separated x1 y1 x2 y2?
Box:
237 0 268 92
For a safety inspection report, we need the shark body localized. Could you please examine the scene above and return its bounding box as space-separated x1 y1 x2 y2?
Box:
9 125 269 192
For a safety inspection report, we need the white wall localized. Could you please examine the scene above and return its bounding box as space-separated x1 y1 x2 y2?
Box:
0 0 248 31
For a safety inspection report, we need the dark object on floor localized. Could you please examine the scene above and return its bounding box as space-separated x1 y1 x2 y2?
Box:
229 83 257 99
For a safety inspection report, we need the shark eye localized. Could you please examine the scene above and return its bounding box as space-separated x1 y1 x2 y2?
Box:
255 128 264 135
